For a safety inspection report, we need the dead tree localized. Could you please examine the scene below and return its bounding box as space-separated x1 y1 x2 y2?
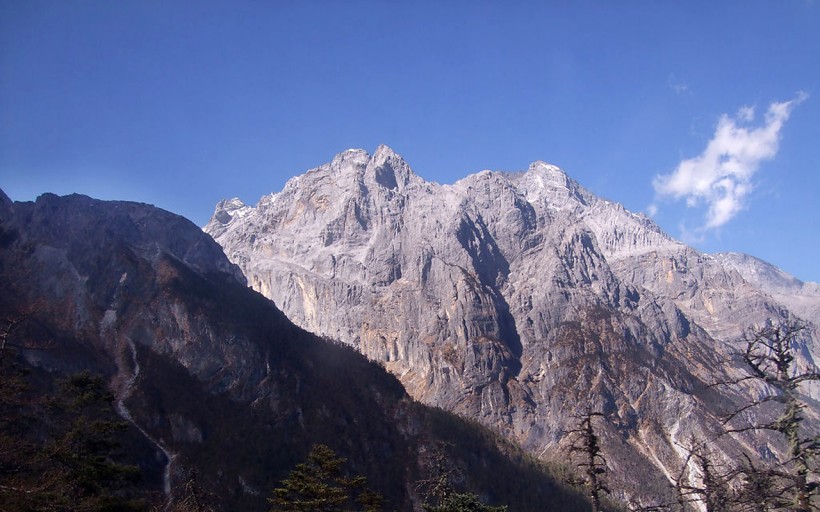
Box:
720 321 820 511
0 306 32 358
673 437 735 512
415 443 459 506
567 410 609 512
0 302 52 361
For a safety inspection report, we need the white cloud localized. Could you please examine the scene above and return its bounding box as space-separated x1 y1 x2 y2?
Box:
652 92 807 231
737 105 755 122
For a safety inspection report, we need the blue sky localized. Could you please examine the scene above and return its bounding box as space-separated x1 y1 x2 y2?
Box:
1 1 818 282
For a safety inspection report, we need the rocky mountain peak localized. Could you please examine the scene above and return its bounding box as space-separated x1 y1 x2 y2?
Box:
366 144 416 191
372 143 402 164
210 197 250 229
206 146 819 504
528 160 566 178
501 160 591 211
330 147 370 170
323 145 417 192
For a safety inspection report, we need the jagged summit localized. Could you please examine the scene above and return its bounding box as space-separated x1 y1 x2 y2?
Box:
305 145 417 191
525 160 572 183
206 145 819 504
330 147 370 169
211 197 250 225
372 143 402 162
367 144 416 190
208 146 679 265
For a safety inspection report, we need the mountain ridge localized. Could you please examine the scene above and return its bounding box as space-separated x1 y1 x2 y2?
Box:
206 145 819 505
0 188 591 510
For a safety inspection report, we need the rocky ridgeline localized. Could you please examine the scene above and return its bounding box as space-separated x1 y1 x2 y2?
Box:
1 189 590 510
206 145 820 502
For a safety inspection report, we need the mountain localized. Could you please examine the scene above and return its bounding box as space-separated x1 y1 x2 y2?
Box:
206 145 820 505
0 190 590 511
713 251 820 324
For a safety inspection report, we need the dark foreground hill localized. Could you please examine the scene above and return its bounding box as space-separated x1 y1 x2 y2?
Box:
0 189 592 511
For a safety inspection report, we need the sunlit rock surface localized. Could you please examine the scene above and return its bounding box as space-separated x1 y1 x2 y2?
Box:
207 145 819 503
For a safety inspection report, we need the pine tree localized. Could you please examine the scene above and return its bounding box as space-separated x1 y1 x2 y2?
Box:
0 366 146 511
46 372 145 511
1 309 146 511
269 444 384 511
0 330 46 510
422 492 507 512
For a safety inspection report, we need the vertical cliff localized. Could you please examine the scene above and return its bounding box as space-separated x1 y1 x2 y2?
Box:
207 146 819 504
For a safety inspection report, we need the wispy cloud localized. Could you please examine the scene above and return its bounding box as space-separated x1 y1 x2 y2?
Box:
667 73 690 95
651 92 807 232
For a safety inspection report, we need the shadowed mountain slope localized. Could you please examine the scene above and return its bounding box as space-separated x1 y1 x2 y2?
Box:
0 190 589 511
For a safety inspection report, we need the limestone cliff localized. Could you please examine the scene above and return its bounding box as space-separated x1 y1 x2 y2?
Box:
207 145 819 504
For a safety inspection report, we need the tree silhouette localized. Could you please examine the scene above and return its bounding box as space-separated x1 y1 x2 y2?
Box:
719 321 820 511
163 469 215 512
422 491 507 512
46 372 145 511
0 328 46 509
672 437 733 512
566 410 609 512
1 366 146 511
416 445 507 512
1 305 147 511
269 444 383 511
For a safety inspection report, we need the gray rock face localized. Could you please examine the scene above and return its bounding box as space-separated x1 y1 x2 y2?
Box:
3 190 591 510
714 252 820 325
206 146 819 503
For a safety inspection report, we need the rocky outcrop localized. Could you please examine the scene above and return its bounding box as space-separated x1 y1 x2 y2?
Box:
714 252 820 324
207 145 819 504
1 189 592 511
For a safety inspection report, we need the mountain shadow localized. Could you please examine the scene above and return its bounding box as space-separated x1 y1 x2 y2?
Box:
0 190 594 511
